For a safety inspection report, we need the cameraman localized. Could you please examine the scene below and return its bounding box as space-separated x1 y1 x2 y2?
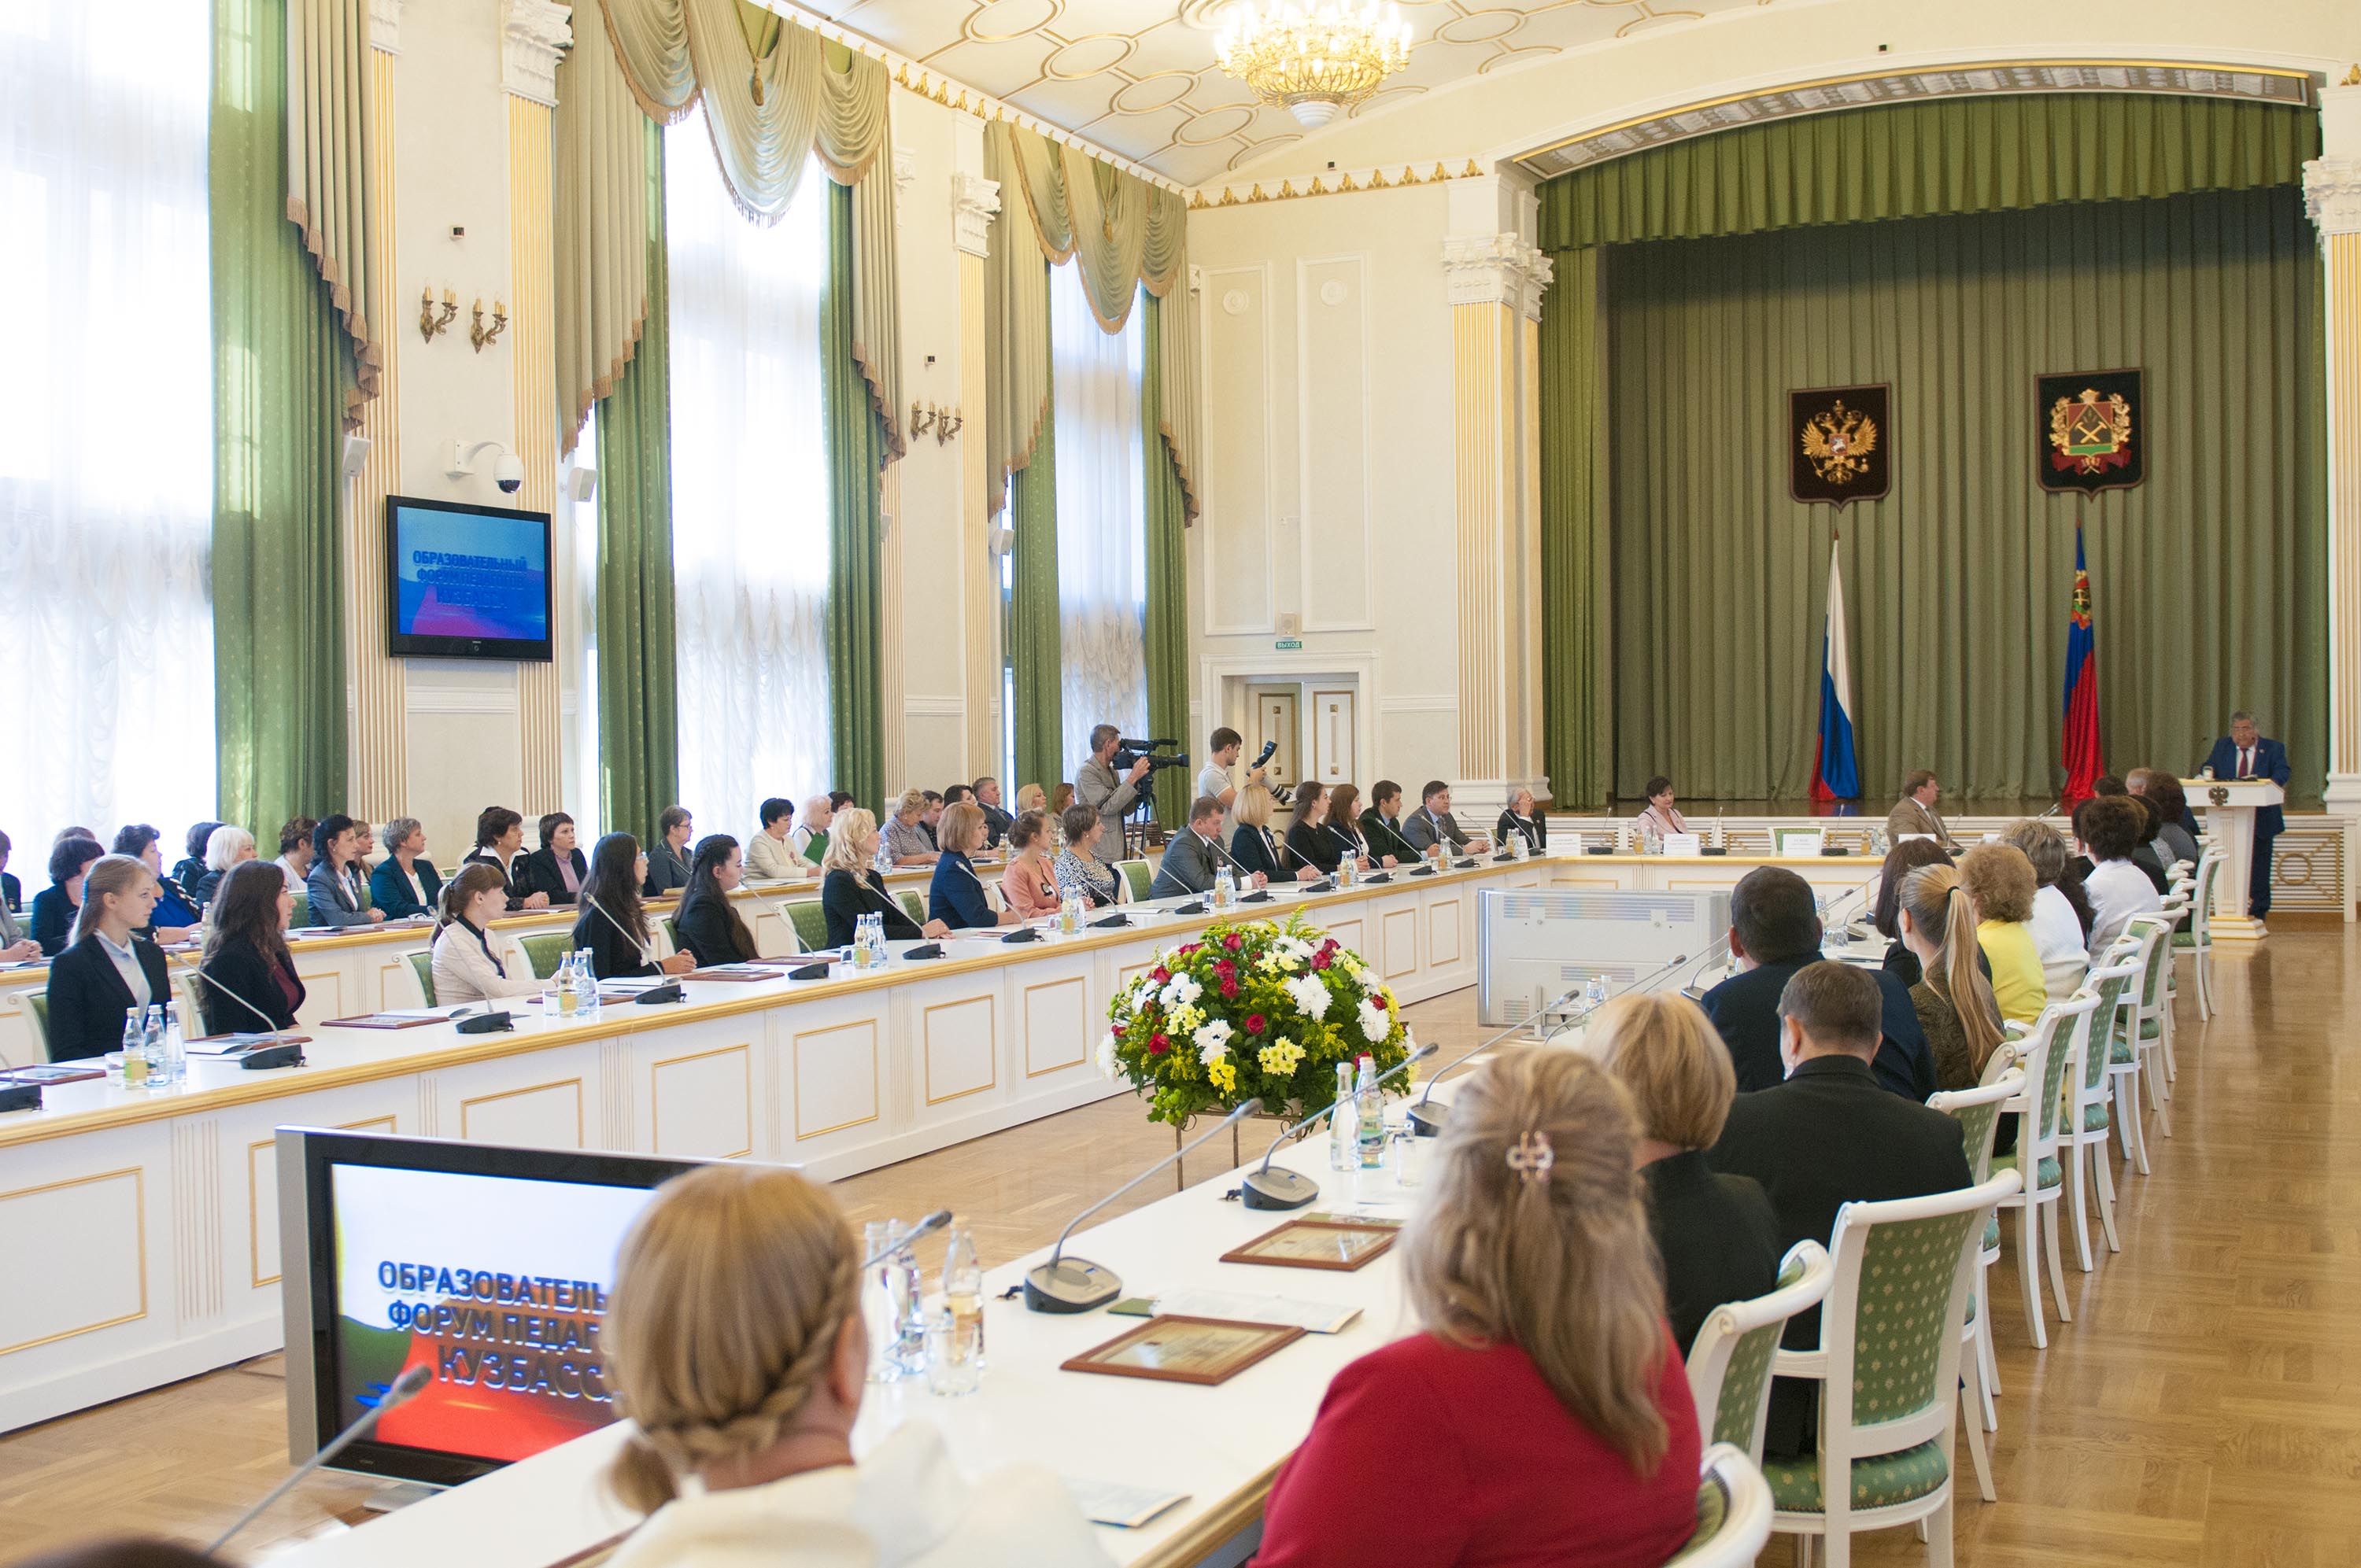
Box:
1195 727 1268 843
1076 723 1152 842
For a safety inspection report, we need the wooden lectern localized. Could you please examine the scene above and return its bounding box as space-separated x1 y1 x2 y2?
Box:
2182 776 2283 945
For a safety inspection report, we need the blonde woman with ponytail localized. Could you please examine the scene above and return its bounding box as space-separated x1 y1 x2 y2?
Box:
1896 862 2008 1095
1257 1050 1700 1568
603 1164 1108 1568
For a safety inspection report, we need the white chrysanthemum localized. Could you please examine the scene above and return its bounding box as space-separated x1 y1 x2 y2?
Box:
1358 997 1391 1042
1193 1019 1234 1058
1095 1031 1120 1079
1287 972 1332 1020
1161 972 1203 1010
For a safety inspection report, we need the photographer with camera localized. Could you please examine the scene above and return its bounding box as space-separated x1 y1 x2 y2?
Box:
1076 725 1191 845
1196 728 1269 841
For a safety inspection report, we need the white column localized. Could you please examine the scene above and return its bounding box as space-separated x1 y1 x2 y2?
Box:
953 131 1003 779
2305 83 2361 918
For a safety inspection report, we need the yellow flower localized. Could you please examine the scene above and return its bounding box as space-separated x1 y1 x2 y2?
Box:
1258 1037 1305 1075
1209 1058 1238 1092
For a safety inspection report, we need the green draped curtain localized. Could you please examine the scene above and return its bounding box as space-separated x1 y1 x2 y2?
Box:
595 120 682 840
1536 93 2324 805
212 0 347 834
822 179 888 813
1141 293 1191 828
1010 393 1066 800
1599 186 2325 802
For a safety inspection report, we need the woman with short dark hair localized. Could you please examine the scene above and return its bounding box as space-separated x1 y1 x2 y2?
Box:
463 806 550 913
31 836 105 957
644 806 695 898
305 814 385 928
172 821 224 898
524 811 588 906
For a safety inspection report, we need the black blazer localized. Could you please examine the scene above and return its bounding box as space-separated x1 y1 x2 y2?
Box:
1284 820 1340 876
1358 809 1421 865
642 840 693 898
1698 956 1934 1100
369 856 444 921
45 933 174 1061
1495 810 1548 853
674 887 756 967
1646 1149 1783 1357
1707 1053 1973 1457
824 868 920 947
196 936 305 1034
462 847 534 913
30 884 75 957
978 802 1015 849
2 870 19 912
523 846 589 905
570 905 660 980
929 852 996 931
1149 830 1223 900
1229 824 1286 881
170 858 207 900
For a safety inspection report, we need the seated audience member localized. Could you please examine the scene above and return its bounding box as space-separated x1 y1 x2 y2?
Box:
1052 803 1121 909
928 803 1017 931
1958 843 2047 1028
0 830 35 961
1283 782 1343 876
44 854 171 1061
109 825 200 939
941 784 974 811
2001 819 2089 1002
920 790 944 848
194 825 257 909
973 777 1014 849
1231 786 1315 883
1323 783 1381 869
745 798 808 882
1149 795 1232 900
351 819 380 898
1497 786 1548 854
1707 961 1973 1459
996 811 1061 919
463 806 552 913
1884 769 1956 850
1631 776 1687 847
0 828 18 911
32 836 105 957
1871 837 1955 990
601 1164 1112 1568
2092 773 2127 798
674 836 761 968
430 864 544 1005
525 812 590 905
1400 779 1487 856
2126 795 2172 893
306 814 386 928
884 788 941 868
172 821 223 901
792 793 835 864
1051 780 1076 820
1896 863 2010 1095
2081 795 2163 951
274 816 318 891
1591 991 1782 1356
369 817 442 920
821 809 948 946
571 834 696 980
2148 773 2200 871
1358 780 1421 867
1258 1050 1701 1566
827 790 857 812
195 861 305 1034
1013 783 1047 817
1700 867 1933 1100
644 806 696 898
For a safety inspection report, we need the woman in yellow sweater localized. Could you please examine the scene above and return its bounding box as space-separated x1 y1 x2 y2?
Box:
1959 843 2049 1028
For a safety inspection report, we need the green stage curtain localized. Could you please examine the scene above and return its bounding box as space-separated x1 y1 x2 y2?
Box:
822 179 887 812
1537 249 1611 807
595 120 682 841
1141 293 1191 828
1010 410 1066 805
1538 95 2316 252
1600 186 2326 803
212 0 348 834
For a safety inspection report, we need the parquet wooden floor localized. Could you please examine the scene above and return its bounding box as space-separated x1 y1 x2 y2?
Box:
1 925 2353 1565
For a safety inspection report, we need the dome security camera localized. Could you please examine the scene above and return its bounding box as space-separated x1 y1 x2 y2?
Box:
494 453 525 495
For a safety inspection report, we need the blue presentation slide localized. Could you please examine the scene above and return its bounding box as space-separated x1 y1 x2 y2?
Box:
393 506 549 643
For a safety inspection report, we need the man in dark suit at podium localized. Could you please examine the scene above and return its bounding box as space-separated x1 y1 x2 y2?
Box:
2200 710 2290 920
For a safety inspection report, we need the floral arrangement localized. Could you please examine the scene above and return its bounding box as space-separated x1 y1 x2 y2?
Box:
1096 913 1414 1127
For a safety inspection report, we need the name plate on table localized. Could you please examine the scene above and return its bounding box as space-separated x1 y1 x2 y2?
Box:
1662 832 1702 857
1772 828 1827 857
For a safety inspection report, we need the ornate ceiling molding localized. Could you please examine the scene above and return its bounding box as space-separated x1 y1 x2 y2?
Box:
1188 157 1489 210
501 0 572 109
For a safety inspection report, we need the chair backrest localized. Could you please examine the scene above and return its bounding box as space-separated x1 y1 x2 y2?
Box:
1816 1171 2023 1463
659 915 681 954
288 893 310 929
2078 957 2138 1095
2187 851 2221 939
1666 1444 1775 1567
1116 858 1152 903
405 949 437 1007
896 890 926 926
2124 915 2173 1010
515 931 573 980
20 991 51 1064
786 900 830 953
2003 1001 2072 1149
1928 1059 2023 1186
1683 1239 1834 1463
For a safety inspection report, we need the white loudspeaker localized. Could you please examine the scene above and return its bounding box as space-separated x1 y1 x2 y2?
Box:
565 464 600 504
340 434 371 480
988 524 1014 556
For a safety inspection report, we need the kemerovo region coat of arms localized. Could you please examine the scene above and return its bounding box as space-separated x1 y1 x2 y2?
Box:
2037 368 2145 495
1790 384 1891 509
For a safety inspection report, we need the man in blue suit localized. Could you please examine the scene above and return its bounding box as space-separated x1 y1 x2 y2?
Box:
2200 710 2289 920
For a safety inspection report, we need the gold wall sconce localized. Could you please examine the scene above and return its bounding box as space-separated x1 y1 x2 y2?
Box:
419 286 459 342
471 297 508 352
910 400 963 446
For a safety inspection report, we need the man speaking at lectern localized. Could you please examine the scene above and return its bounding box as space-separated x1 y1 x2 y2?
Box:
2200 710 2289 920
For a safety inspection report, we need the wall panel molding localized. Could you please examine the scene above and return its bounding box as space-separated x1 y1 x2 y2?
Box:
347 50 408 824
508 94 562 817
1295 254 1376 634
1201 263 1277 636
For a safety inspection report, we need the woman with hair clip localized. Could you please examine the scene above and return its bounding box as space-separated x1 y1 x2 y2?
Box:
195 861 306 1035
573 834 698 980
1258 1050 1701 1567
430 863 543 1005
600 1163 1110 1568
1283 782 1343 876
675 836 761 968
1870 836 1955 990
1896 862 2008 1101
42 854 173 1061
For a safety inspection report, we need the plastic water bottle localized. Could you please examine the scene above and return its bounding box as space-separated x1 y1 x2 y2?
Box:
119 1014 149 1087
892 1234 928 1376
1355 1055 1387 1169
556 951 580 1016
1338 850 1358 890
1328 1061 1358 1171
1214 864 1236 911
142 1005 169 1086
862 1220 906 1382
1059 890 1084 935
941 1216 985 1368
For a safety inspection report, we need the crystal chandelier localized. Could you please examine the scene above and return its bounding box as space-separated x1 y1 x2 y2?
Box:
1214 2 1413 129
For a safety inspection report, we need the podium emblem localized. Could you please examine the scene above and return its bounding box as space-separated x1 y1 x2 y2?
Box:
2209 785 2230 807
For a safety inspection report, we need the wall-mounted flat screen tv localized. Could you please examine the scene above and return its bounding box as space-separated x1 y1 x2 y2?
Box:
385 493 552 661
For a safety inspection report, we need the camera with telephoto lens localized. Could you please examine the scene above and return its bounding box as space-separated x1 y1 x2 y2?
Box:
1113 737 1189 809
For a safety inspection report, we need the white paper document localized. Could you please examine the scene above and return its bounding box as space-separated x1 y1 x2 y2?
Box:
1063 1477 1190 1529
1147 1286 1363 1335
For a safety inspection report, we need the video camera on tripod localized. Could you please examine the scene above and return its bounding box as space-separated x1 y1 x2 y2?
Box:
1113 737 1190 809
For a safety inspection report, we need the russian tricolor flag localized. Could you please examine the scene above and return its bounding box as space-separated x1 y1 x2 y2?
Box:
1809 537 1860 802
2060 526 2103 806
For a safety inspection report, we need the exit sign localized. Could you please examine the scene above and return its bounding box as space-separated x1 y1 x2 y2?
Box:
1275 638 1304 651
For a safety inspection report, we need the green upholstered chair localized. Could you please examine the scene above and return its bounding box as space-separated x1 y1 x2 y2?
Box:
288 893 310 929
2126 909 2180 1103
1761 1170 2021 1567
1929 1055 2025 1502
20 991 50 1064
1683 1240 1833 1465
1666 1444 1775 1567
2110 917 2175 1166
516 932 574 981
405 949 437 1008
1114 859 1152 904
897 891 926 927
1991 993 2090 1350
2064 961 2138 1270
786 901 829 954
2174 850 2222 1020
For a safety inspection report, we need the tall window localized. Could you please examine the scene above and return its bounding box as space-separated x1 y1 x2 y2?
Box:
663 112 833 836
0 0 216 837
1050 262 1147 772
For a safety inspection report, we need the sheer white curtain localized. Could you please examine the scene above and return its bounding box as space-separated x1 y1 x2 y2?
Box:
0 0 216 842
1050 261 1147 770
664 111 833 839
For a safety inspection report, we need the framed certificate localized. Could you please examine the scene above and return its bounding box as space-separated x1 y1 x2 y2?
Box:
1061 1315 1306 1387
1221 1217 1400 1272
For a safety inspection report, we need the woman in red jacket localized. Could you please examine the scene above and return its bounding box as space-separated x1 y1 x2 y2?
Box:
1257 1050 1701 1568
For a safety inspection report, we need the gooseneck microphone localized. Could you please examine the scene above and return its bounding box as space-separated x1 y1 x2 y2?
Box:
185 961 305 1069
207 1362 432 1554
863 1208 952 1268
1240 1042 1438 1210
1025 1098 1263 1312
580 890 685 1004
1406 982 1590 1138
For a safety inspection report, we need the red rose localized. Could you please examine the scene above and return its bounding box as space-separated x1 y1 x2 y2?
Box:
1224 934 1243 951
1151 967 1169 983
1245 1013 1267 1035
1149 1035 1170 1055
1221 980 1240 1000
1215 959 1236 978
1312 951 1332 970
